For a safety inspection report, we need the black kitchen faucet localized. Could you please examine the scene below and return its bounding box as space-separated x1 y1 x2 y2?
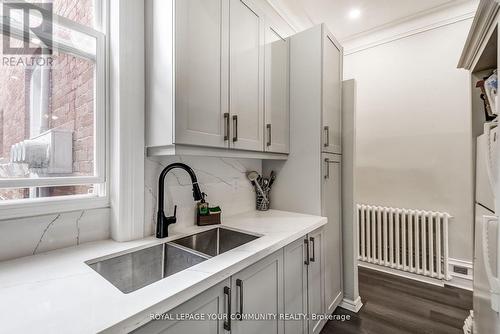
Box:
157 163 203 238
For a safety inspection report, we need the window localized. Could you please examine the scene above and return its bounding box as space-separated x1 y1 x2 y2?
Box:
0 0 107 214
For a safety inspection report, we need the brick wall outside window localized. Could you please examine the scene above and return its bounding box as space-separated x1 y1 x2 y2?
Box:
0 0 96 200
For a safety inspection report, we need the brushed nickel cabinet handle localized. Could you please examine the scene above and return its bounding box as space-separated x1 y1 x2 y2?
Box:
266 124 272 147
224 113 230 141
224 286 231 330
304 238 310 265
236 279 243 320
232 115 238 142
324 126 329 147
310 237 316 262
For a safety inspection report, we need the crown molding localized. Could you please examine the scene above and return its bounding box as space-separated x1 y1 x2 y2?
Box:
264 0 303 33
342 0 475 43
458 0 500 69
343 0 478 55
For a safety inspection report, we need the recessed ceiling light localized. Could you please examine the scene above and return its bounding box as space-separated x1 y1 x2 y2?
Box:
348 8 361 20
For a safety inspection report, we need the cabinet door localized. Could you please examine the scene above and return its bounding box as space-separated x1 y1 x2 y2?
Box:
322 155 343 314
264 24 289 154
284 237 308 334
231 250 284 334
131 279 230 334
174 0 230 148
229 0 265 151
307 227 326 334
322 30 342 154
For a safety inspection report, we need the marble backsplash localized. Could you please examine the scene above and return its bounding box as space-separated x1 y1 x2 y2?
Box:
144 156 261 236
0 207 110 262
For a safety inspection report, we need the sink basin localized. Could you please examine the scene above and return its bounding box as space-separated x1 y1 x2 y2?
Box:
86 227 260 293
87 243 208 293
171 227 260 257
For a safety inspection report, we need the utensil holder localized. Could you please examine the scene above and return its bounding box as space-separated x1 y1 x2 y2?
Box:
256 189 270 211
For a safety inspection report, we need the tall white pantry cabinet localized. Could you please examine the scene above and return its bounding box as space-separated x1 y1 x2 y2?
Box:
264 23 344 332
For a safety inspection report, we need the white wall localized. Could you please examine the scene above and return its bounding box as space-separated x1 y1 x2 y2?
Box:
344 18 474 262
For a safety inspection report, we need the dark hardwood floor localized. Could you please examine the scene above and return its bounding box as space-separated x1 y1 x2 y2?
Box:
321 267 472 334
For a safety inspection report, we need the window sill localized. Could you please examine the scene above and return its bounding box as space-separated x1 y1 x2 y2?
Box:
0 195 110 221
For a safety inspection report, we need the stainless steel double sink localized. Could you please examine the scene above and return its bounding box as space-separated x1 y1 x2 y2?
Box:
86 227 260 293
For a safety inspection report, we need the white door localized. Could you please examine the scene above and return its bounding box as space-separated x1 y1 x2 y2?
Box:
231 250 284 334
307 227 326 334
322 30 342 154
175 0 229 148
264 24 289 154
322 154 343 314
131 279 230 333
284 237 308 334
229 0 265 151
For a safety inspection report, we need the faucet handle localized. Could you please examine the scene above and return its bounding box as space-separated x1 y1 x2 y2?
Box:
165 205 177 226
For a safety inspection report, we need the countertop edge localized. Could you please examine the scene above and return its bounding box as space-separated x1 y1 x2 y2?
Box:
104 217 327 333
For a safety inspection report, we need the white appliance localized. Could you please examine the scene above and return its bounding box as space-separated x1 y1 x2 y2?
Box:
474 122 500 333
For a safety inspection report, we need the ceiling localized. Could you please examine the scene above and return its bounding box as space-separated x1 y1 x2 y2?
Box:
270 0 471 41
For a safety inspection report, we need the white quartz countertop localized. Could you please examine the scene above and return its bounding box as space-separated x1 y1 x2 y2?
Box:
0 210 326 334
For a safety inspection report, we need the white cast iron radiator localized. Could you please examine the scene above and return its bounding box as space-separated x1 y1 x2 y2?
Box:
357 204 452 280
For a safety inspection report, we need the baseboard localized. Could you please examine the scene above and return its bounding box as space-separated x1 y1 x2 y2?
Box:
358 262 445 287
447 258 473 291
327 291 344 314
339 296 363 313
463 310 473 334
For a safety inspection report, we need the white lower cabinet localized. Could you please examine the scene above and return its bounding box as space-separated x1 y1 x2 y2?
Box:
283 238 308 334
322 157 343 314
307 228 325 334
131 279 230 334
133 228 330 334
283 228 326 334
230 250 284 334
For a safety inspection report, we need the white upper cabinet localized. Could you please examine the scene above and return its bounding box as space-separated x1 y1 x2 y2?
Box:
146 0 291 159
174 0 229 148
322 31 342 154
264 24 290 154
229 0 265 151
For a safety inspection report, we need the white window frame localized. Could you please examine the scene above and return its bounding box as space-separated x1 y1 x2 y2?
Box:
0 0 109 219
